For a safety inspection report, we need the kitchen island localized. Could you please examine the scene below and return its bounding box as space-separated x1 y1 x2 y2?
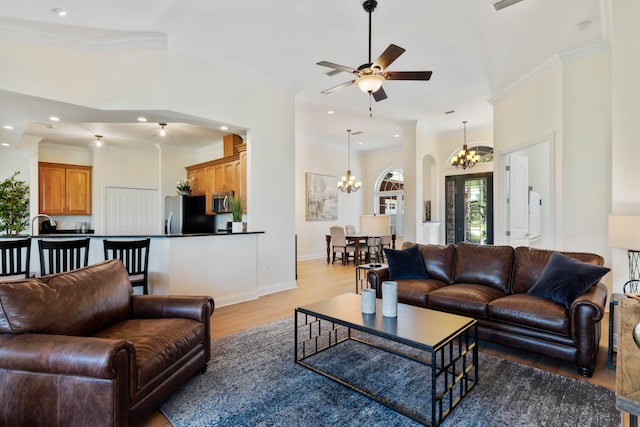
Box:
10 231 272 307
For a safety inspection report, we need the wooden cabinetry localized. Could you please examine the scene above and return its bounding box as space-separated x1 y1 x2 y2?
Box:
39 162 92 215
185 134 247 215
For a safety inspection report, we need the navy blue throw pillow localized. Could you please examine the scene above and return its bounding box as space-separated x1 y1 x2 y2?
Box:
527 252 610 308
384 245 429 280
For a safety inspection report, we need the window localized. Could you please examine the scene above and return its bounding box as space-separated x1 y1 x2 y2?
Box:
374 167 404 236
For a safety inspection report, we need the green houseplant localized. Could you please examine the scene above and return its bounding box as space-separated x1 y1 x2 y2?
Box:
0 171 30 235
230 195 243 232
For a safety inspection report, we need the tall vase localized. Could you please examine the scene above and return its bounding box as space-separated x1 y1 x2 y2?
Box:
382 281 398 317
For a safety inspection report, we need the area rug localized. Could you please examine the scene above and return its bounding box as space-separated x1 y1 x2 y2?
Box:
160 317 620 426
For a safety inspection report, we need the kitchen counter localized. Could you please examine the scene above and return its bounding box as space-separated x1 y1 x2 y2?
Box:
6 231 281 308
30 231 264 238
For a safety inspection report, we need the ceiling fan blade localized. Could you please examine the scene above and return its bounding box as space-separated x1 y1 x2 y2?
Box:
317 61 359 75
351 131 363 136
383 71 433 81
321 80 355 94
372 87 387 102
373 44 406 70
326 69 343 77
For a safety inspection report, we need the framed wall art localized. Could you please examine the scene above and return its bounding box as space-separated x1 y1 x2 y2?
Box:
306 173 338 221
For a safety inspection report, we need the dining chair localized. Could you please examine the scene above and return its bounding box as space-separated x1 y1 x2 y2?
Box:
38 238 90 275
344 224 356 235
379 235 392 261
0 238 31 281
103 238 151 294
329 226 356 265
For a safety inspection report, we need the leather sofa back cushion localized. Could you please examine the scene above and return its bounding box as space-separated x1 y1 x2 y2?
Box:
452 242 514 293
402 242 455 283
0 259 132 335
512 246 605 294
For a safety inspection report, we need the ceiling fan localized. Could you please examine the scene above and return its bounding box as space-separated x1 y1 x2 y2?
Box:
317 0 432 102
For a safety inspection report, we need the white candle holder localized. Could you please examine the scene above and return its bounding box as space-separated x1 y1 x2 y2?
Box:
361 288 376 314
382 281 398 317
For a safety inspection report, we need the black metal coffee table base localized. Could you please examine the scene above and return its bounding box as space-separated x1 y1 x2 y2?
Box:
294 295 478 426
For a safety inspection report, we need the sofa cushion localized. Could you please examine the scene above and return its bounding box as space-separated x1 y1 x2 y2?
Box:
452 243 514 293
427 283 507 318
395 278 448 308
0 260 132 335
402 242 455 284
527 252 610 309
512 247 605 294
384 245 429 280
94 318 205 389
488 294 569 336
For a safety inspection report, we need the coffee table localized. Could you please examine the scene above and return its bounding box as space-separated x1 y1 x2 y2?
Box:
295 293 478 426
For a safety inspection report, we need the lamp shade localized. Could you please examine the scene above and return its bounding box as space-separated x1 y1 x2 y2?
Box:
608 215 640 251
355 75 384 94
360 215 390 236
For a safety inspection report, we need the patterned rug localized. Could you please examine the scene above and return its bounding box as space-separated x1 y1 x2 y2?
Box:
160 317 620 426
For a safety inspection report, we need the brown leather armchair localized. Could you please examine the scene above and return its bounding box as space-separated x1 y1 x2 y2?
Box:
0 259 214 426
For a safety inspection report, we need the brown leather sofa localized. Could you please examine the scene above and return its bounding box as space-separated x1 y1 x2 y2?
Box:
0 259 214 426
368 242 608 377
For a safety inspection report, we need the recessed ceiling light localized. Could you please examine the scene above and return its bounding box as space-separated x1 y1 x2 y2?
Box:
49 116 60 122
3 125 14 130
327 110 334 115
1 143 10 147
52 8 67 16
220 126 229 131
394 134 400 138
137 117 148 122
358 141 364 145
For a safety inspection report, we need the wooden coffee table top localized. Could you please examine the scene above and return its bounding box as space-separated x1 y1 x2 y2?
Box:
297 293 476 351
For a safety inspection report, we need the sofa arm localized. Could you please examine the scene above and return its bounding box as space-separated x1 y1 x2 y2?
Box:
0 334 132 378
570 282 608 376
131 295 214 323
367 267 390 298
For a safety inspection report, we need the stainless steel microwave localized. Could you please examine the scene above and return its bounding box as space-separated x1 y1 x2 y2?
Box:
212 191 234 213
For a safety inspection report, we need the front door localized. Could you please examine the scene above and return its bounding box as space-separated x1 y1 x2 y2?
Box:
445 173 493 244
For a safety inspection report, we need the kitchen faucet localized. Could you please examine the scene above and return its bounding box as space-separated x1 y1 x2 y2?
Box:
31 214 56 235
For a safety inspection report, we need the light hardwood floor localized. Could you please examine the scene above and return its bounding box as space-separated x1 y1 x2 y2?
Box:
140 257 617 426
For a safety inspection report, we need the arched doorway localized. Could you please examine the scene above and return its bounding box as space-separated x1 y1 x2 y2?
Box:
374 167 404 236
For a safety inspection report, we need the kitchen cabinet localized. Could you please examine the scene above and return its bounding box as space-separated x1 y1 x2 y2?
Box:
185 135 247 216
39 162 92 215
186 166 207 196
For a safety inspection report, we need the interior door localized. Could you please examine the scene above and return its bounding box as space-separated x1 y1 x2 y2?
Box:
506 154 529 247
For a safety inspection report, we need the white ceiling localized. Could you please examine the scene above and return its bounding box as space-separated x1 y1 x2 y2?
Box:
0 0 608 152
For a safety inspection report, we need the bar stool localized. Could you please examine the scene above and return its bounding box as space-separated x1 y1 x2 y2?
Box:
103 238 151 294
38 238 90 275
0 237 31 281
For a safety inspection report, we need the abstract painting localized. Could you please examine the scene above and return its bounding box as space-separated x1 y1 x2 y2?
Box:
306 173 338 221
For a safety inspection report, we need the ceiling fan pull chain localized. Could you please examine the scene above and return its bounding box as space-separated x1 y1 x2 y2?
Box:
369 93 373 118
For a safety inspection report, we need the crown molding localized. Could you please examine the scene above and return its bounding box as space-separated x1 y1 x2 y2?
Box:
0 18 167 53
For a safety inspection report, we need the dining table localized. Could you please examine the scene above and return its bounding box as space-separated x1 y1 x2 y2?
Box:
324 234 396 265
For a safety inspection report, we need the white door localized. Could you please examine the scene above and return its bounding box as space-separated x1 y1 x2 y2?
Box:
106 187 160 235
507 154 529 247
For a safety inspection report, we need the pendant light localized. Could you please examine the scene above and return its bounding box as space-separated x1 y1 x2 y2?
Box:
451 121 480 169
337 129 362 193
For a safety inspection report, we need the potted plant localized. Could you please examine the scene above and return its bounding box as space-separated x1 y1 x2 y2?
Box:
230 195 243 233
176 178 192 196
0 171 30 235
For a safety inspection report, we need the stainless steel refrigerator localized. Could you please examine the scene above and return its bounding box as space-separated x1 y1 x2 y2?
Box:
164 195 216 234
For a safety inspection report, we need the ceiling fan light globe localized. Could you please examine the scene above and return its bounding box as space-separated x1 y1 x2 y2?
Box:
355 75 384 94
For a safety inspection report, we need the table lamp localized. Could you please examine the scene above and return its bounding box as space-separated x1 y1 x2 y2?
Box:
608 215 640 285
360 214 391 267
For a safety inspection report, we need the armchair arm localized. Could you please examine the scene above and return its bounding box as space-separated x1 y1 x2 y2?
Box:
570 282 607 323
367 267 390 298
131 295 214 323
0 334 132 378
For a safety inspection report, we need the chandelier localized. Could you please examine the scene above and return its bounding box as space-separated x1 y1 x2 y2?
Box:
452 121 480 169
337 129 362 193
